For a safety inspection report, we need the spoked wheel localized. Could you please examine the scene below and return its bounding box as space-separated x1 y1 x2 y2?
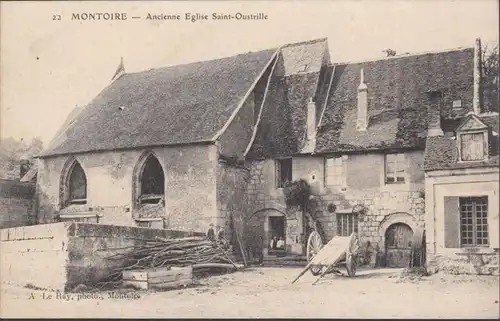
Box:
346 254 357 277
307 231 324 276
345 232 359 277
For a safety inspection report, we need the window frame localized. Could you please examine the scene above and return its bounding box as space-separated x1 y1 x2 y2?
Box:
138 154 165 205
384 153 406 185
275 158 292 189
452 99 462 110
459 196 489 247
67 161 87 206
336 213 359 237
324 156 344 187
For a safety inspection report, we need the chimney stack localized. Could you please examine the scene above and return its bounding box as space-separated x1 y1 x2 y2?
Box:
473 38 482 115
306 97 317 140
427 91 444 137
357 68 368 131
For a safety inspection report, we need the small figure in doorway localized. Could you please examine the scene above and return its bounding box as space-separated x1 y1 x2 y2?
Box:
277 236 285 249
270 235 278 249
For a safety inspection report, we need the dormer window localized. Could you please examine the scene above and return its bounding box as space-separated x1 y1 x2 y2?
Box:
459 132 487 161
456 114 490 162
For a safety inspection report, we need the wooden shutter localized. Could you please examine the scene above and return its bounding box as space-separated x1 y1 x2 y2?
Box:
461 133 484 161
443 196 460 248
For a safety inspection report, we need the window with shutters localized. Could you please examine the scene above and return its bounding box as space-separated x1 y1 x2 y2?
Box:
336 213 358 236
460 197 489 247
325 156 343 186
459 132 487 161
385 153 405 184
275 158 292 188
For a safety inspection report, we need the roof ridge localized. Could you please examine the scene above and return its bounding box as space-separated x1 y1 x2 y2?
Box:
127 48 279 75
478 111 500 117
330 46 474 66
282 37 328 48
115 38 327 75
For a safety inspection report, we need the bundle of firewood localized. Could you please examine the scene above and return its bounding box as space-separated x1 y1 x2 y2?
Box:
101 236 235 282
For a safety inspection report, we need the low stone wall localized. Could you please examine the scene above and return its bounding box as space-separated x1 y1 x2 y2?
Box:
427 252 500 276
1 223 204 292
1 223 70 291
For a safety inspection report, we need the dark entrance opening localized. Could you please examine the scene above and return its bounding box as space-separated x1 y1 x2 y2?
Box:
268 216 286 256
385 223 413 268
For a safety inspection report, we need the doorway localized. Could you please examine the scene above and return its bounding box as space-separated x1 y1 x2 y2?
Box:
268 216 286 256
385 223 413 268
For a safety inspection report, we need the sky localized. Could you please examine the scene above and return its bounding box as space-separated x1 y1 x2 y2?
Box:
1 0 498 145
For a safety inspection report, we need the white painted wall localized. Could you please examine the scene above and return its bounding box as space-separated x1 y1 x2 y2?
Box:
426 167 499 256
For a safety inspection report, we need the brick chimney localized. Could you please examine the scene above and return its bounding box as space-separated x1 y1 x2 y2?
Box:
356 68 368 131
307 97 317 140
473 38 482 115
427 91 444 137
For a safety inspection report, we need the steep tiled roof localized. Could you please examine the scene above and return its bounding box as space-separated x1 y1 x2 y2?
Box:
424 115 499 171
481 114 500 133
246 39 330 159
246 72 327 159
315 48 474 154
40 49 277 157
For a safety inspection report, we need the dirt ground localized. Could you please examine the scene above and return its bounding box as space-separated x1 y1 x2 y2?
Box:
1 267 499 318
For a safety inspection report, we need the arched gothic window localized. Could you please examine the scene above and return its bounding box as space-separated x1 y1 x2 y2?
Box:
139 154 165 204
67 161 87 205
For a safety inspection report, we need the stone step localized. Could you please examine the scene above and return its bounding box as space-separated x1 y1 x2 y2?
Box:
262 255 308 267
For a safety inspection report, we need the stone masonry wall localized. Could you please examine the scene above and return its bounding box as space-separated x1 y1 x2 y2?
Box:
216 162 250 252
37 144 218 233
245 151 426 257
1 222 204 292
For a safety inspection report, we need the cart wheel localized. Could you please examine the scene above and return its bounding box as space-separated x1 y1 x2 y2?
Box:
307 231 323 276
345 232 359 277
346 254 357 277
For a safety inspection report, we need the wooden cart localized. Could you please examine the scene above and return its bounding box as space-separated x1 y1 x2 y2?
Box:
291 231 360 285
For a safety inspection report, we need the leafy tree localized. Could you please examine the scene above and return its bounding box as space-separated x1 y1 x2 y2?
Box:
482 43 499 113
0 137 43 179
283 179 311 211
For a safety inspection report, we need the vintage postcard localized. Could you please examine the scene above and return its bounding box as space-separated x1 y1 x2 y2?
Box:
1 0 499 318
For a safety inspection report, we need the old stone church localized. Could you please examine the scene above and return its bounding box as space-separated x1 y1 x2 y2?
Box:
36 38 499 268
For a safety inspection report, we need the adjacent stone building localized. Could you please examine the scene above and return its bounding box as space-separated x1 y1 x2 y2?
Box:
243 40 480 267
34 37 498 269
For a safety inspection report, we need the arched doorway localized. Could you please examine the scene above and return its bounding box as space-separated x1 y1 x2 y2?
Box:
244 208 287 264
385 223 413 268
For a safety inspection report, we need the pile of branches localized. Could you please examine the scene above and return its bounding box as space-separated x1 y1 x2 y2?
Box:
95 236 235 288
